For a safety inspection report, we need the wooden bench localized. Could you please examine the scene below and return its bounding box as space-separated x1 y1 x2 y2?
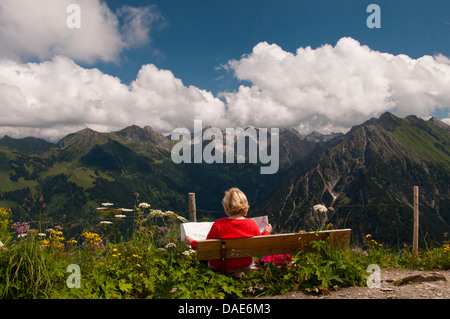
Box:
196 229 352 274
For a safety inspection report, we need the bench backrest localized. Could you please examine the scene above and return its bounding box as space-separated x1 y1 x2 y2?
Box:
196 228 351 261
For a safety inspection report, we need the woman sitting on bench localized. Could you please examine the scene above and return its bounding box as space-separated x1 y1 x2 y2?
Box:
184 187 272 277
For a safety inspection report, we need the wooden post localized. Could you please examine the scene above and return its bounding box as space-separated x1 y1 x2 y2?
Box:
188 193 197 222
413 186 419 257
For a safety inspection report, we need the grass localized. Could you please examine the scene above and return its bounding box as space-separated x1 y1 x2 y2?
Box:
0 205 449 299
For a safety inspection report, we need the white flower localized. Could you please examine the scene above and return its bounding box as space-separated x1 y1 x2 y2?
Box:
182 249 196 256
313 204 328 213
18 233 27 238
96 207 107 210
165 243 176 249
38 233 46 237
119 208 133 212
100 221 113 225
177 215 188 223
139 203 150 208
150 210 166 218
0 240 3 248
102 203 114 206
115 214 126 218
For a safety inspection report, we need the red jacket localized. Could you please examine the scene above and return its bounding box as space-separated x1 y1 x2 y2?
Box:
191 217 270 271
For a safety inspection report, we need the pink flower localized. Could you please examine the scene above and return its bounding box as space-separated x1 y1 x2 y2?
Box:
257 254 292 267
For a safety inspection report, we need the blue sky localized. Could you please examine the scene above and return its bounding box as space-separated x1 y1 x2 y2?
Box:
98 0 450 93
0 0 450 140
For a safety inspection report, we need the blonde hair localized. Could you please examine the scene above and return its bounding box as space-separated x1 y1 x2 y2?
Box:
222 188 249 216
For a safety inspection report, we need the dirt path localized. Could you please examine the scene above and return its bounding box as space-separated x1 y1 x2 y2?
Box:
264 269 450 299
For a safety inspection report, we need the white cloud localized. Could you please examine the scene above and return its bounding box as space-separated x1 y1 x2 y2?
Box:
1 37 450 141
0 57 227 141
117 5 165 49
0 0 162 64
221 37 450 133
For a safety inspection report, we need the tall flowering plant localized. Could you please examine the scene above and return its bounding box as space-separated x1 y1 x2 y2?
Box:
0 207 13 245
304 204 334 231
12 221 30 238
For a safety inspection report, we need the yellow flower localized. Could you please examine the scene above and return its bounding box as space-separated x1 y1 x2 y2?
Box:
41 239 50 246
112 248 118 252
136 263 141 267
112 254 117 258
366 234 372 239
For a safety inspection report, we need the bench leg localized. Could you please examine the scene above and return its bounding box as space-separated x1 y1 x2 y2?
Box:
220 241 226 274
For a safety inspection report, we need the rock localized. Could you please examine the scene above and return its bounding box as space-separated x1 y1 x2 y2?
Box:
395 272 448 286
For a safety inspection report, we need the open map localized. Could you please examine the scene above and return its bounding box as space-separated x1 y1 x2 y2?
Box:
180 216 269 243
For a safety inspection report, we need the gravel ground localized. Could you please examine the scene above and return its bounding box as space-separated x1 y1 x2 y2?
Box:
263 269 450 299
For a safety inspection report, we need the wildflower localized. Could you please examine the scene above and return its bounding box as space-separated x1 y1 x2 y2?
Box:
139 203 150 209
167 212 188 223
366 234 372 239
115 214 126 218
182 249 196 256
12 221 30 235
119 208 134 212
150 210 166 218
112 248 118 252
102 203 114 206
38 233 46 237
0 240 3 248
256 254 292 267
165 243 176 249
67 239 77 245
132 254 142 259
41 239 50 246
100 221 113 225
112 254 117 258
352 248 368 256
81 231 103 249
443 243 449 253
177 216 188 223
136 263 141 267
313 204 328 213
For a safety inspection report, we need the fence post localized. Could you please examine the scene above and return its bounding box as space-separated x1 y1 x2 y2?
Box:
188 193 197 222
413 186 419 257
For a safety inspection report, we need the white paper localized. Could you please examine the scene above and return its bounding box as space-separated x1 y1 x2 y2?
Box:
180 216 269 242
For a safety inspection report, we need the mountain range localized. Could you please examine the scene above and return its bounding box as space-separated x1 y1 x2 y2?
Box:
0 112 448 246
